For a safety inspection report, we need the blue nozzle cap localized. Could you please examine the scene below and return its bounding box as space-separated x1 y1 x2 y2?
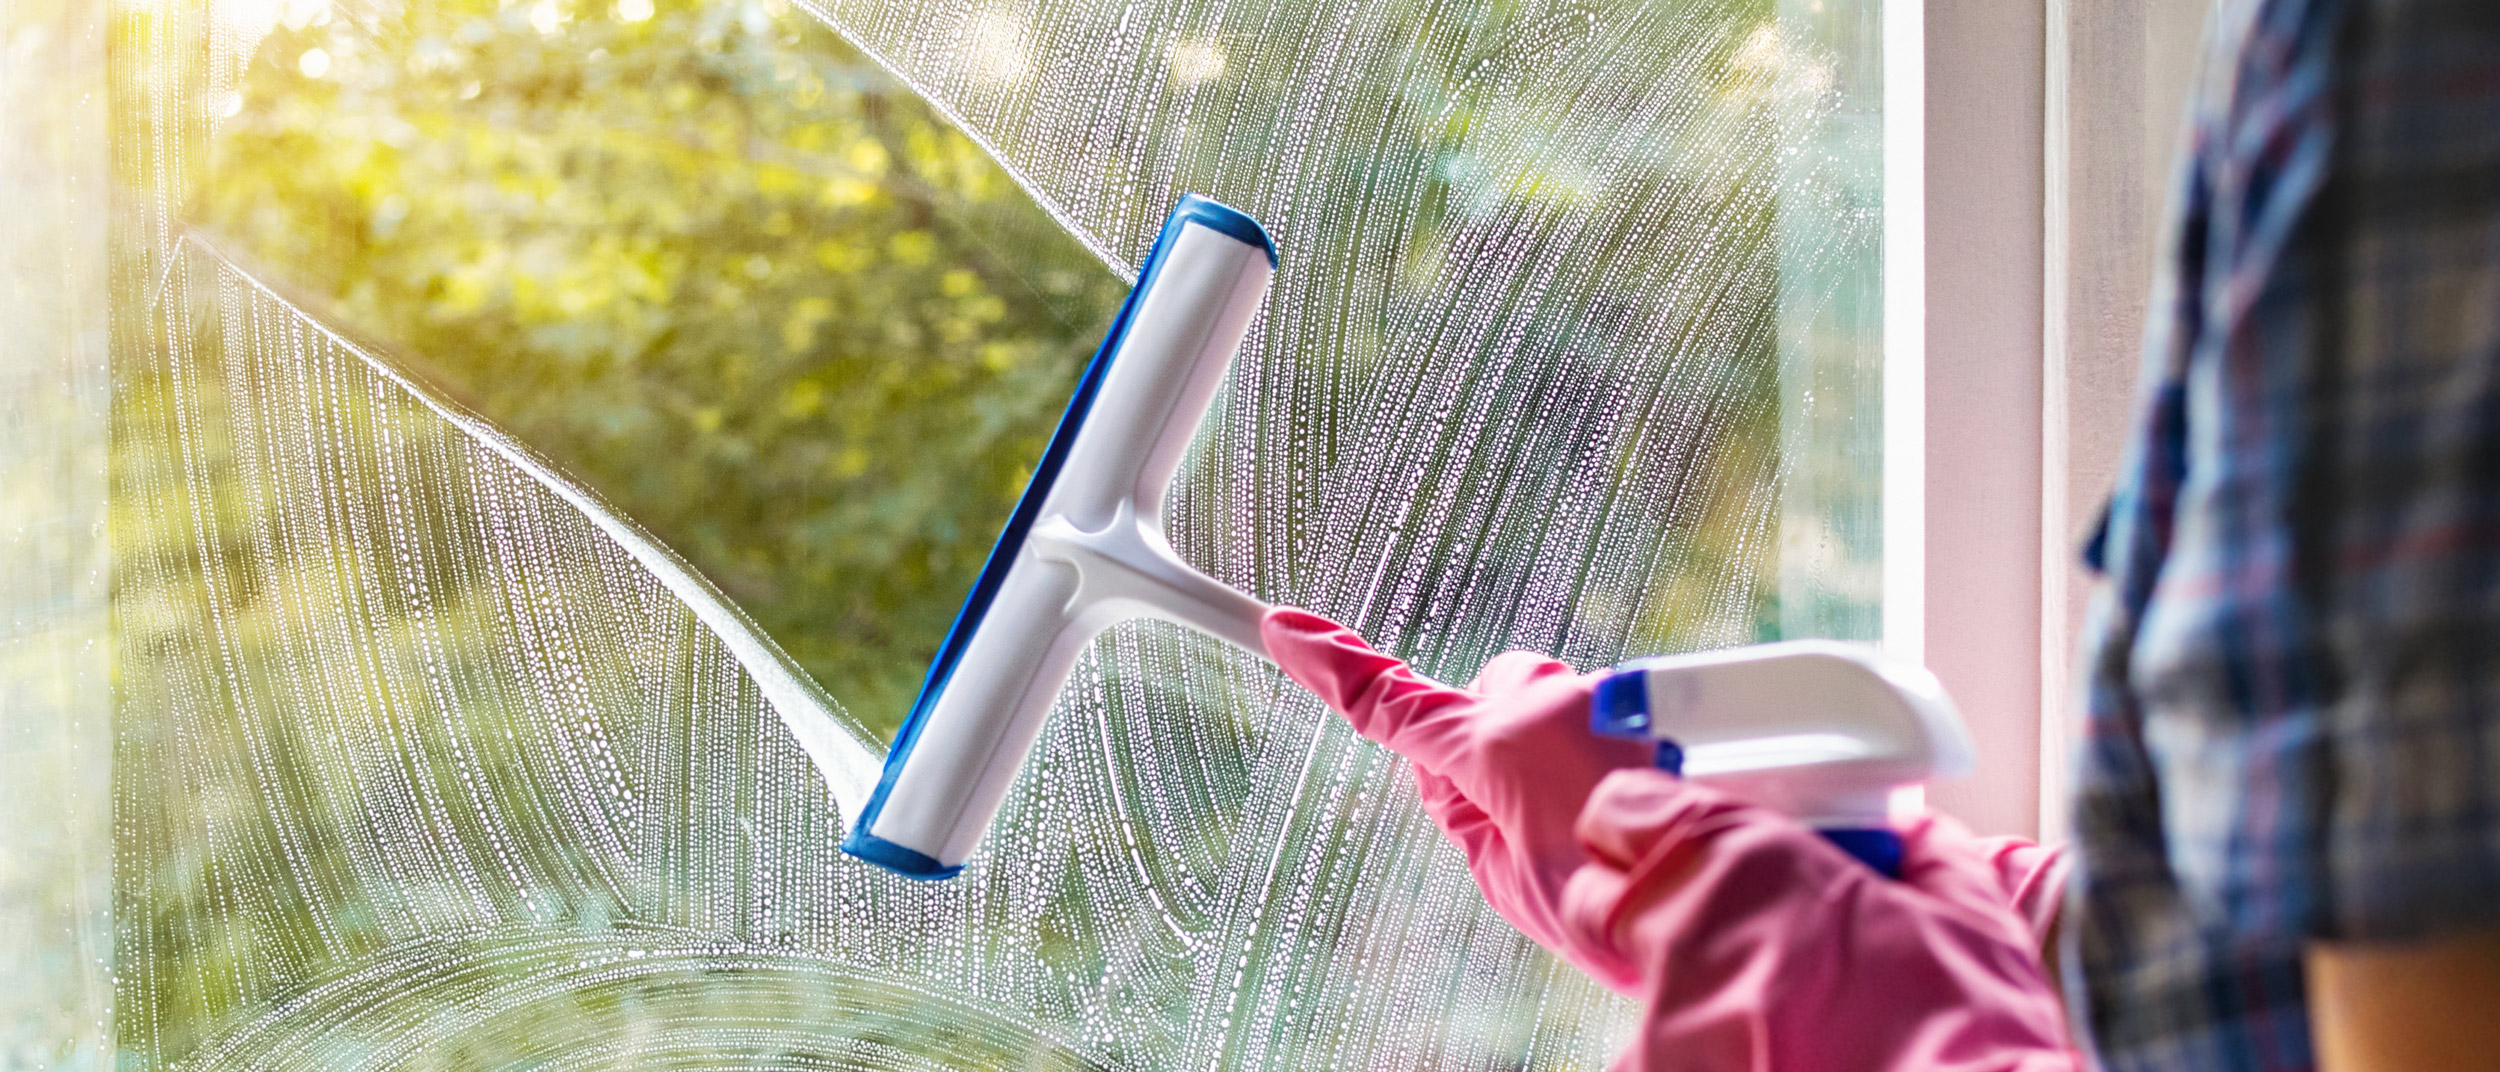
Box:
1591 669 1651 738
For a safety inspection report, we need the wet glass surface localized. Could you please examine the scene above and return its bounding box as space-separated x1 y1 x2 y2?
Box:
76 0 1886 1063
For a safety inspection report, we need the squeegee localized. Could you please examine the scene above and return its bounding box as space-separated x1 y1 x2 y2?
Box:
839 194 1975 880
840 195 1279 878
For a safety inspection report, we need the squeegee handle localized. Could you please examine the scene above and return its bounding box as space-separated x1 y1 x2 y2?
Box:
1142 556 1272 658
1027 507 1273 660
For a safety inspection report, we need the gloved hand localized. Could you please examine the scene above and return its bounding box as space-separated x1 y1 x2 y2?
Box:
1264 607 2076 1070
1562 769 2076 1071
1260 607 1653 983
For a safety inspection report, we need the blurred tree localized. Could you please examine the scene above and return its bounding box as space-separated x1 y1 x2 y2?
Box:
200 0 1129 738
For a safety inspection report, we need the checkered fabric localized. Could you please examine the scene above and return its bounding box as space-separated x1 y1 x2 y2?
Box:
2065 0 2500 1068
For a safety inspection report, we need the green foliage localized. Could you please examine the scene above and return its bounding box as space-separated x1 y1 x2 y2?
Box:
200 0 1129 737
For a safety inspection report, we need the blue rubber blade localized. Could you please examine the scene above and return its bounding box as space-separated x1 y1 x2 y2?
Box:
840 830 965 881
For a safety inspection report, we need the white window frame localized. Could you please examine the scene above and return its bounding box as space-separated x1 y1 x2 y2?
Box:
1887 0 2208 839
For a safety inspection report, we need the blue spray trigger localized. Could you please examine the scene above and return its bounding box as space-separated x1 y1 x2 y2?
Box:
1818 827 1905 878
1651 738 1685 776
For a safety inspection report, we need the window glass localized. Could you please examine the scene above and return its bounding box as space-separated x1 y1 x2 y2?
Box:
195 0 1127 738
94 0 1886 1064
1 0 111 1063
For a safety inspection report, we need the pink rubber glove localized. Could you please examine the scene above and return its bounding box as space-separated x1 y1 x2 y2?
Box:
1261 607 1652 983
1971 834 2072 961
1562 769 2077 1072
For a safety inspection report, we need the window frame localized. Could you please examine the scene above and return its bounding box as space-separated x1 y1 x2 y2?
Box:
1892 0 2209 839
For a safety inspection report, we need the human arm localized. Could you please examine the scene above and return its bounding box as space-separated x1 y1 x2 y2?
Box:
2305 929 2500 1072
1262 607 2079 1069
1560 770 2074 1071
1257 606 1654 984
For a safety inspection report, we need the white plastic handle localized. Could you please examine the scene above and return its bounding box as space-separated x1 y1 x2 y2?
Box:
1026 502 1272 659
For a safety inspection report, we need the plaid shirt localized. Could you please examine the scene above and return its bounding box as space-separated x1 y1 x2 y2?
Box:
2065 0 2500 1068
